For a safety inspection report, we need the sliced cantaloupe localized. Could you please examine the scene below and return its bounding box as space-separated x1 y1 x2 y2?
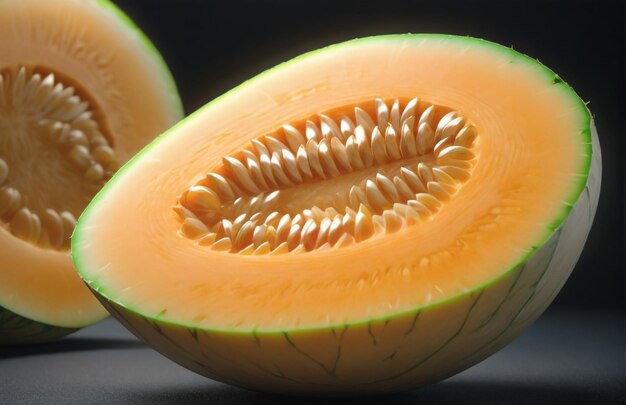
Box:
0 0 183 344
73 35 600 394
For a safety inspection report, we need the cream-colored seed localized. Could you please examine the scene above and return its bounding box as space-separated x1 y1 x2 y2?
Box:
408 199 432 217
182 98 477 254
0 187 22 221
318 139 341 177
384 124 402 160
212 237 233 251
440 165 471 182
340 115 355 139
427 181 452 201
393 176 416 201
330 137 351 172
400 121 417 157
315 217 332 247
234 220 257 248
206 173 235 201
246 157 270 191
433 136 454 155
10 207 33 240
432 167 457 187
455 125 478 147
419 104 435 127
393 203 420 224
181 218 208 239
365 179 390 211
253 241 271 255
270 241 290 255
400 167 426 193
67 129 89 147
41 209 64 249
417 122 435 155
376 173 401 203
186 186 221 211
441 116 466 140
276 214 292 241
355 106 376 135
198 233 218 246
69 145 91 168
281 149 303 183
370 127 388 164
282 124 305 151
349 185 368 209
383 210 404 233
305 139 326 179
354 205 374 242
415 193 442 211
435 111 457 141
334 233 356 247
375 98 389 132
270 153 294 186
59 211 77 246
92 145 115 165
0 159 8 185
84 163 104 182
223 156 262 194
345 136 364 170
355 125 374 167
390 99 401 132
306 120 322 141
417 163 434 183
264 136 289 156
319 114 342 140
295 145 313 179
438 145 475 162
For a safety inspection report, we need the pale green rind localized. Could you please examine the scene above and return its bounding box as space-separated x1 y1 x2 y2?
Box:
73 34 595 336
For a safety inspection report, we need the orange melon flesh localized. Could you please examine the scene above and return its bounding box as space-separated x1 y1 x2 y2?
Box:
0 0 182 330
74 35 589 332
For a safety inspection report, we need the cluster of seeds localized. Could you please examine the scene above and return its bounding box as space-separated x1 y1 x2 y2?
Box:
0 67 116 249
177 98 478 254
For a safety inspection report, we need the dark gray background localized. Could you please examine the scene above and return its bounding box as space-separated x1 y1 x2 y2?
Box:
2 1 624 404
113 0 625 310
2 309 623 404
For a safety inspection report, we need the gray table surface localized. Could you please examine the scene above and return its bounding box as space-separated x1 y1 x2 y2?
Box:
1 307 623 404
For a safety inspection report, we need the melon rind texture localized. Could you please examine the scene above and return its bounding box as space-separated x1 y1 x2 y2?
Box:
0 307 77 345
74 35 601 394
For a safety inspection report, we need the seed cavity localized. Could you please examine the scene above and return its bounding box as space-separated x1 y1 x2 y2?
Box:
0 66 116 250
176 98 478 254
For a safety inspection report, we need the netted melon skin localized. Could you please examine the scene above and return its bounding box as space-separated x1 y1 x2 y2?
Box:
91 123 600 395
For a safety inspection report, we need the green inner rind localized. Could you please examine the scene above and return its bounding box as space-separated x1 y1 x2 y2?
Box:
0 0 184 329
96 0 184 119
72 34 593 335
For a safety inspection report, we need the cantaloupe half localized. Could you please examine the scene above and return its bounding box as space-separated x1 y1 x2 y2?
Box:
73 35 600 394
0 0 182 344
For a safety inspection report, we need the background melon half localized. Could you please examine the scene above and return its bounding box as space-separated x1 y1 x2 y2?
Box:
73 34 600 394
0 0 183 344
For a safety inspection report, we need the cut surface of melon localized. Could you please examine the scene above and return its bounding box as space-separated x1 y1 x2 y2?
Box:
74 35 599 393
0 0 182 339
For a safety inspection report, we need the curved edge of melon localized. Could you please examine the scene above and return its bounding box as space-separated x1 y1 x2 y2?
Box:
0 0 184 343
72 34 597 336
0 306 77 345
95 0 184 119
